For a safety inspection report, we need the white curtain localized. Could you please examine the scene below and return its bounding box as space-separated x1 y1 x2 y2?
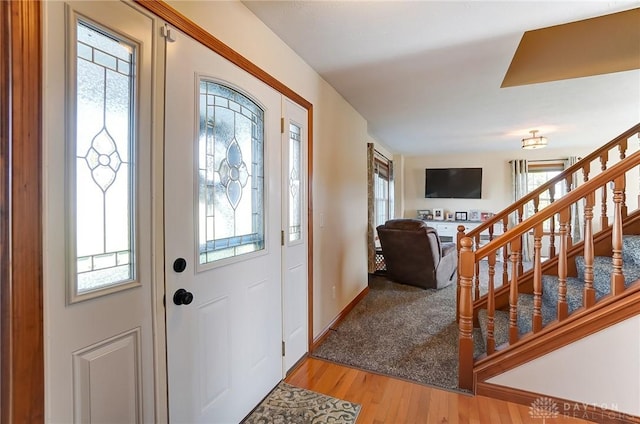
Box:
367 143 375 273
565 156 583 242
510 159 531 261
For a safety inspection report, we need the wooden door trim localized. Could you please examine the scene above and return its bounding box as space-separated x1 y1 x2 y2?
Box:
134 0 316 350
0 1 44 423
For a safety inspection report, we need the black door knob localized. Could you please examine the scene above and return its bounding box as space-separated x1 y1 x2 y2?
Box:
173 288 194 305
173 258 187 273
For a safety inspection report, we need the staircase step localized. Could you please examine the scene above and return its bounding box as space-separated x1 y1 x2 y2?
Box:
541 275 585 314
575 255 640 295
477 308 508 351
476 234 640 358
623 235 640 265
477 293 555 352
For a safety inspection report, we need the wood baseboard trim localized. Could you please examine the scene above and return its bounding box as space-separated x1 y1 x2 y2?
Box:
311 285 369 351
477 382 640 424
474 286 640 382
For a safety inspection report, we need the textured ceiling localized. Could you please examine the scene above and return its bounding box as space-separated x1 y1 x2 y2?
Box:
243 1 640 155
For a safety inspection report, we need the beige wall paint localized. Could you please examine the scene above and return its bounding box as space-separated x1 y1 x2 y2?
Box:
488 315 640 417
166 0 369 337
402 147 594 219
402 144 640 225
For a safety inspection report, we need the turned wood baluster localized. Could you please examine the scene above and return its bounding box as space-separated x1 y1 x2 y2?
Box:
516 204 524 226
557 207 570 320
583 192 596 307
532 195 540 259
611 176 625 295
458 237 474 390
488 224 495 266
486 251 496 354
565 175 573 248
516 205 524 275
619 139 628 218
582 164 590 183
532 224 543 332
502 216 509 286
600 153 609 228
509 237 521 344
474 234 481 300
548 185 556 258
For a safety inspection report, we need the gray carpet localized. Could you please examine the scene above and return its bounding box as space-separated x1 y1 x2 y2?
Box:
312 274 484 392
243 382 361 424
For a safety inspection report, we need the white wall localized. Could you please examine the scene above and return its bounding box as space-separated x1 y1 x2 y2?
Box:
402 144 640 225
166 1 370 337
488 315 640 417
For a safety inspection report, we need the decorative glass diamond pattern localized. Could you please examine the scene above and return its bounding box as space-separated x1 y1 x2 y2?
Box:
198 81 265 264
217 138 249 209
84 128 123 192
73 21 136 295
288 124 302 242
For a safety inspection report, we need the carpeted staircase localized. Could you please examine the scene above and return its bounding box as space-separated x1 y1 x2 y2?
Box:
477 234 640 352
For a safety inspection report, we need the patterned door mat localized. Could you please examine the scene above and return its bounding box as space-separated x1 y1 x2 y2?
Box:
242 381 361 424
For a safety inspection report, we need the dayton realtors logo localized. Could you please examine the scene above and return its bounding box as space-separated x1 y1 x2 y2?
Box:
529 397 632 421
529 397 559 423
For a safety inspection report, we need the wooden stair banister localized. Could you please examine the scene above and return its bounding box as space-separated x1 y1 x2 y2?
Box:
471 207 640 318
472 150 640 261
458 143 640 390
456 123 640 259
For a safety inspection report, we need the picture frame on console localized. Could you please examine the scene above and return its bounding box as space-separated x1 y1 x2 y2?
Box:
469 210 480 221
433 208 444 220
417 209 431 220
455 211 467 221
481 212 493 222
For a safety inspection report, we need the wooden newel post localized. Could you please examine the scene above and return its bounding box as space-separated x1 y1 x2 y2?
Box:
458 237 474 391
456 225 467 322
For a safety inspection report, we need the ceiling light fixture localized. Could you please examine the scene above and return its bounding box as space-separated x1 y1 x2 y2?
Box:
521 130 548 149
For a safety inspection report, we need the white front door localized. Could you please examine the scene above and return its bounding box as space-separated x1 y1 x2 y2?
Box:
281 99 309 372
164 28 283 423
43 1 157 422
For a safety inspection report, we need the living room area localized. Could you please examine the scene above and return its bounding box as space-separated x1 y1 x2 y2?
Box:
313 122 640 419
311 140 600 393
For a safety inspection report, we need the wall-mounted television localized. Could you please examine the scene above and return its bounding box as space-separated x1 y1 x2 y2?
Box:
425 168 482 199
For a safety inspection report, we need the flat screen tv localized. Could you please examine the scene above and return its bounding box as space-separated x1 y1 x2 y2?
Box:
425 168 482 199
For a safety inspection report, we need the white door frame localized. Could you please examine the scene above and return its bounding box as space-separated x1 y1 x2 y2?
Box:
140 1 313 394
43 1 166 421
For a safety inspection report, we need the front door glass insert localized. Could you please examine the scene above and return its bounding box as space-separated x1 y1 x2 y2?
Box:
74 21 136 295
198 81 265 264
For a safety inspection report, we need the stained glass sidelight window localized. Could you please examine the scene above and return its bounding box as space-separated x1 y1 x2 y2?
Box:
74 21 136 294
198 81 265 264
288 123 302 242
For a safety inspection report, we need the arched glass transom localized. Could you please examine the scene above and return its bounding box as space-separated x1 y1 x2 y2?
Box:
198 81 265 264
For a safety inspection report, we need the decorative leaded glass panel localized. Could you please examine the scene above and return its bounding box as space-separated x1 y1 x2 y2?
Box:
198 80 265 264
74 21 135 294
288 123 302 242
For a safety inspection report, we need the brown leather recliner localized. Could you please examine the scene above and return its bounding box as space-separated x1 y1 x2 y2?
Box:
376 219 457 289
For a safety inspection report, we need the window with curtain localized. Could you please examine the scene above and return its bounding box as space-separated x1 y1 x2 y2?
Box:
526 160 567 231
368 146 394 272
374 156 391 229
512 159 572 261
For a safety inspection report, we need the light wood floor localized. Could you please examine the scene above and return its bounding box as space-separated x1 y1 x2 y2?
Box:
286 357 593 424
